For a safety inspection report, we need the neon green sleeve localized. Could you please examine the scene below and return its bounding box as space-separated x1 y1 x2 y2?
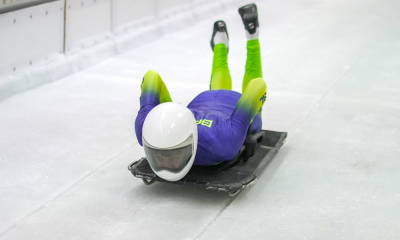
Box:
232 77 266 124
140 70 172 104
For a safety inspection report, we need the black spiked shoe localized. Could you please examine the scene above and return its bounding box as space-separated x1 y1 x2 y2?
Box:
210 20 229 52
238 3 259 35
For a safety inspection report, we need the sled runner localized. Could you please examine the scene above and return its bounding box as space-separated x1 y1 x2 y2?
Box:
128 130 287 197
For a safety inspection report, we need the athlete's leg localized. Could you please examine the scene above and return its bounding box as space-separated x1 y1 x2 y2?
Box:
239 3 263 93
210 21 232 90
211 44 232 90
238 3 264 138
242 38 262 92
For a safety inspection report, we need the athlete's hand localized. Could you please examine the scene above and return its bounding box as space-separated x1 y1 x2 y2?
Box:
243 134 257 162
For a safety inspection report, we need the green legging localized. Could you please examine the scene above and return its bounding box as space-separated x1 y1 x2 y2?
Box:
139 39 266 126
210 39 263 92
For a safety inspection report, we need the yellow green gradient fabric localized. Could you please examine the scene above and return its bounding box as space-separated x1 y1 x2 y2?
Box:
140 70 172 104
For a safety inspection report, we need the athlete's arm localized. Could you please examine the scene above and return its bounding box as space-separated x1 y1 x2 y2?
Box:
135 70 172 145
230 77 267 140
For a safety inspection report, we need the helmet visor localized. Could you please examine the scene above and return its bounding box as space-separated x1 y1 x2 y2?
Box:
143 135 193 173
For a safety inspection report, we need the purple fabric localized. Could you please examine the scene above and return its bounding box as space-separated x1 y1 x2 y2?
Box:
135 90 262 165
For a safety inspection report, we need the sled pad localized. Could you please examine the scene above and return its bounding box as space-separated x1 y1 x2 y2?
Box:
128 130 287 197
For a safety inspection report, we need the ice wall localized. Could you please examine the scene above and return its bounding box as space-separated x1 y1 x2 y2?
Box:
0 0 251 101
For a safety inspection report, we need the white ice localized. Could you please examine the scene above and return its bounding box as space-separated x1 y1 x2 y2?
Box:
1 0 400 239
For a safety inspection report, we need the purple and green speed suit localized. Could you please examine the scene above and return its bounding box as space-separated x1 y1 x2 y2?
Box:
135 40 267 165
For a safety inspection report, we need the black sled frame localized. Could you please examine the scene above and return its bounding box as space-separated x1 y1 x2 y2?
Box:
128 130 287 197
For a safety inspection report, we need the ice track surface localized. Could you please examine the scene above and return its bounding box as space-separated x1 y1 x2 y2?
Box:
1 0 400 239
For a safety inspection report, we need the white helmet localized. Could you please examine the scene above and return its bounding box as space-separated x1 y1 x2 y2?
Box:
142 102 198 181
